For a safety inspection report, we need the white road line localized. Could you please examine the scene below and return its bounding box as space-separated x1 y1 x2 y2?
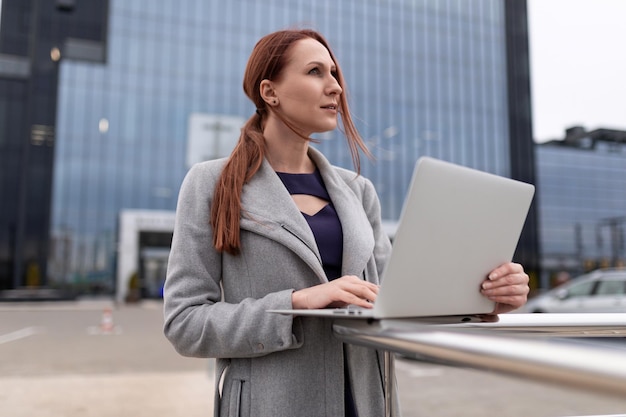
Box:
0 327 40 345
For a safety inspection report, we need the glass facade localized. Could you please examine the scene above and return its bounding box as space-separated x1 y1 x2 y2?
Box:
0 0 108 291
536 141 626 282
49 0 514 290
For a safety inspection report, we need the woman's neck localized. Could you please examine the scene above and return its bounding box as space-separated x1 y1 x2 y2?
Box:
263 116 315 173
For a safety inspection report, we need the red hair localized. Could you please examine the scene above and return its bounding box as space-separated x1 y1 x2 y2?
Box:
211 29 370 254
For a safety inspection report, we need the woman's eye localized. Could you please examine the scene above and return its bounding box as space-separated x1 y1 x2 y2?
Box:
308 67 321 75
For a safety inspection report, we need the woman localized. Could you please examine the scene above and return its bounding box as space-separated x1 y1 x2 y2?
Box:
163 29 529 417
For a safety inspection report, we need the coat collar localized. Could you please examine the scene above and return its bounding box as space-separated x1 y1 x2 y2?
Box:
308 148 376 277
239 147 375 283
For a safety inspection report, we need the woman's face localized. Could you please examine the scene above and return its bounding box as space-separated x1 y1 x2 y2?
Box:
271 38 343 136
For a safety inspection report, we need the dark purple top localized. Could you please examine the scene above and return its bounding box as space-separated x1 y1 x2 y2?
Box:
276 169 357 417
276 169 344 280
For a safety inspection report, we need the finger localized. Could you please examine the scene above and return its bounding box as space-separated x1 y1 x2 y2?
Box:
482 286 529 311
340 275 380 290
359 286 379 302
333 282 379 308
488 262 524 280
346 295 376 308
327 290 374 309
481 282 529 297
335 276 380 296
344 283 379 304
483 272 529 290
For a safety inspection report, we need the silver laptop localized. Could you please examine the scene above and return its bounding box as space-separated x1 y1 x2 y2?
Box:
269 157 535 321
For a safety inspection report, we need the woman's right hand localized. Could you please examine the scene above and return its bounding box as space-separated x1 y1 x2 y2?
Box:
291 275 380 309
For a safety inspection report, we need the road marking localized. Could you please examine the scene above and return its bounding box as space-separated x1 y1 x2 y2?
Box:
0 327 40 345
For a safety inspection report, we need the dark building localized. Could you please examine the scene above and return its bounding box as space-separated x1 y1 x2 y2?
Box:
536 126 626 287
0 0 109 291
1 0 538 298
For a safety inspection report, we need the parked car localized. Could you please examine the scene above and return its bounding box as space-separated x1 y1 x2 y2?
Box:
521 269 626 313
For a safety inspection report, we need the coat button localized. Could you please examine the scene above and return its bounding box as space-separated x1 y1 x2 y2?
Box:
257 343 264 351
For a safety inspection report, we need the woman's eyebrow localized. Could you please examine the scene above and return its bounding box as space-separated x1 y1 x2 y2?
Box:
307 60 337 71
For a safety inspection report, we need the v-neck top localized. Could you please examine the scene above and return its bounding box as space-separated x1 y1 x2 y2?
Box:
276 169 344 281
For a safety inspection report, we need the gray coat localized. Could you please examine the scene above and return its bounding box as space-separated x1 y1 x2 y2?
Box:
163 147 399 417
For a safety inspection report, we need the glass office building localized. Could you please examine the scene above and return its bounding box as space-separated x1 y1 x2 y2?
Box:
44 0 533 296
0 0 109 294
536 129 626 284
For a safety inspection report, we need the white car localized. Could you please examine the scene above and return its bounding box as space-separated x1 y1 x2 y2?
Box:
521 269 626 313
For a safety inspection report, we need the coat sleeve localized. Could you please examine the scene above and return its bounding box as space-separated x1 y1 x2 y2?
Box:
162 162 304 359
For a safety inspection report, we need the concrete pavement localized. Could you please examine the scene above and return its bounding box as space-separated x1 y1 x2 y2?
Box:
0 371 213 417
1 299 626 417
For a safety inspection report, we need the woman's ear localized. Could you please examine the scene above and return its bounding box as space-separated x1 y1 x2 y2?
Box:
260 79 279 107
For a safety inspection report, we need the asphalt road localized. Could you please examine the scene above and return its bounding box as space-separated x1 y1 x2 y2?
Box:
1 300 625 417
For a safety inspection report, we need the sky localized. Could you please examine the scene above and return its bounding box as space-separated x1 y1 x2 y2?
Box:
528 0 626 142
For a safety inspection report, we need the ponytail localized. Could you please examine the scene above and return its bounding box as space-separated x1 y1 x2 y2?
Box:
210 113 265 255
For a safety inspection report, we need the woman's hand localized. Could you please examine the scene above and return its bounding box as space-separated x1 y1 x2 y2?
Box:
291 275 379 309
480 262 530 314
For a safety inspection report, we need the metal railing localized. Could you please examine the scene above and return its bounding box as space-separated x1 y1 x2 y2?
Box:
332 313 626 416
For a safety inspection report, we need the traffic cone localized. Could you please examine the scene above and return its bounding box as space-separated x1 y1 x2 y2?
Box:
100 308 115 333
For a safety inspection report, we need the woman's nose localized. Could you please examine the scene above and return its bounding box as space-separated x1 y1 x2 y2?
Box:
327 77 342 96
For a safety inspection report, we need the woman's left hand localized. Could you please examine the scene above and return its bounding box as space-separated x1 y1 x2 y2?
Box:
480 262 530 314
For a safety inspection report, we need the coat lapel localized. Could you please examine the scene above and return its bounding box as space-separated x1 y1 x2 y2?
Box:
239 158 327 282
308 148 375 277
